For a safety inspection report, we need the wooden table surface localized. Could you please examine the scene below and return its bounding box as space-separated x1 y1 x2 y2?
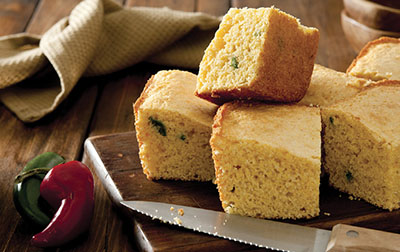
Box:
0 0 357 251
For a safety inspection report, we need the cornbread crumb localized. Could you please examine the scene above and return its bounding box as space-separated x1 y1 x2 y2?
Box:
348 195 361 201
347 37 400 81
323 212 331 216
196 7 319 104
173 217 182 225
178 208 184 216
322 80 400 210
134 70 218 181
211 102 321 219
170 207 174 211
299 64 368 107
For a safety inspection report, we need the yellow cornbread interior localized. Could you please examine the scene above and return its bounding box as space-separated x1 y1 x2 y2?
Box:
348 41 400 81
322 83 400 210
197 8 268 92
134 70 217 181
197 7 319 102
211 103 321 219
299 64 369 107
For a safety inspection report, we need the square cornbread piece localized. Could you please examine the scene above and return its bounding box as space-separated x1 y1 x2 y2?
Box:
347 37 400 81
211 102 321 219
134 70 218 181
196 7 320 105
322 80 400 210
298 64 371 107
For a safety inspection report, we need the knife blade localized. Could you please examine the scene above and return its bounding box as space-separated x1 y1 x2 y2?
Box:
120 201 400 252
121 200 329 252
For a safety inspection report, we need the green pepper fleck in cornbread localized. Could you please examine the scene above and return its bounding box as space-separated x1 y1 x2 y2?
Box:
211 102 321 219
134 70 218 181
196 7 320 105
322 80 400 210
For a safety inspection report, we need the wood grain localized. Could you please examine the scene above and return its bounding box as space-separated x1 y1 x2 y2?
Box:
25 0 82 35
327 224 400 252
0 2 40 248
0 82 98 252
126 0 195 11
196 0 230 16
0 0 38 249
343 0 400 32
341 10 400 52
0 0 98 251
85 132 400 252
0 0 39 36
87 64 158 137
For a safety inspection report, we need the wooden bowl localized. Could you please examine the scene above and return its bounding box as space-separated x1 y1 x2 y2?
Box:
341 10 400 52
343 0 400 32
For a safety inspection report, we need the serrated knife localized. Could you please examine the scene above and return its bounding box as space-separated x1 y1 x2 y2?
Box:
121 201 400 252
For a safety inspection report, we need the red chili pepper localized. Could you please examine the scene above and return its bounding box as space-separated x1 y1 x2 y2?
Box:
31 161 94 247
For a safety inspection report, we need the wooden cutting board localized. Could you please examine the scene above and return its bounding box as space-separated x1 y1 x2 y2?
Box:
83 131 400 252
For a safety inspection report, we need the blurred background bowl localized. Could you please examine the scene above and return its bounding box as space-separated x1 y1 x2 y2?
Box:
343 0 400 32
341 8 400 52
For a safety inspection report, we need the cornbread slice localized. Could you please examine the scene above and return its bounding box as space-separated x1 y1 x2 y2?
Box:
322 80 400 210
196 7 320 105
134 70 218 181
211 102 321 219
298 64 371 107
347 37 400 81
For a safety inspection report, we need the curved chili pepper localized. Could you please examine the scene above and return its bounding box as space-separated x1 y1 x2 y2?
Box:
31 161 94 247
13 152 65 227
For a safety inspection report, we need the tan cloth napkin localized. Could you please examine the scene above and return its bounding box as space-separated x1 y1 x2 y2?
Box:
0 0 220 122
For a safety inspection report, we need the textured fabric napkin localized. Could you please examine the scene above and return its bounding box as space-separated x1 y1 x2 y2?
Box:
0 0 220 122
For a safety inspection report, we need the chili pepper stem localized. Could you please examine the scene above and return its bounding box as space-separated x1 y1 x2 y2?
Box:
14 168 51 184
13 152 65 227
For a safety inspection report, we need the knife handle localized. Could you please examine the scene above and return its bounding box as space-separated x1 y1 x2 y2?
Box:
326 224 400 252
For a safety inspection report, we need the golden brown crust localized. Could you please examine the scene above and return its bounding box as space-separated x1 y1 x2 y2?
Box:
210 102 239 194
346 37 400 74
211 101 321 219
195 87 293 105
252 12 320 103
360 79 400 92
133 74 155 122
134 71 217 182
211 101 251 137
196 34 320 105
210 103 228 139
210 104 225 181
196 8 320 105
211 102 252 183
133 75 156 180
210 100 297 154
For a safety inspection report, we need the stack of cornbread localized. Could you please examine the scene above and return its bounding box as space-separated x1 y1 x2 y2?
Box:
134 6 400 220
